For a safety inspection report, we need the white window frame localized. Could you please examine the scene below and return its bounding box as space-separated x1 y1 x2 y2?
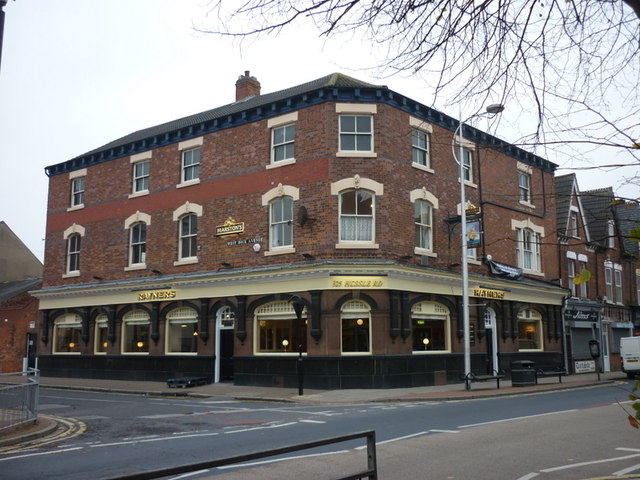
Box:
605 261 613 301
62 224 85 278
254 301 307 355
132 160 150 195
129 222 147 267
165 307 198 355
267 112 298 168
94 313 108 354
121 310 151 355
68 168 87 211
176 137 203 188
410 188 438 257
414 199 433 253
261 184 299 256
172 202 203 265
178 213 198 261
569 210 579 238
517 308 544 352
615 265 623 304
269 196 294 251
512 219 544 275
579 260 588 298
409 116 433 172
518 171 531 203
124 211 151 271
336 103 377 157
340 300 372 355
53 313 82 354
567 258 576 296
411 302 451 353
607 220 615 249
331 176 383 249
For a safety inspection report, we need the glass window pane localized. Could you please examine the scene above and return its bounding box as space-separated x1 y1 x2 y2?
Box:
340 115 355 132
356 116 371 133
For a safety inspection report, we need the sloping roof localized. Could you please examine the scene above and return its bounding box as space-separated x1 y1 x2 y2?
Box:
613 201 640 257
581 187 614 247
71 73 386 162
0 278 42 305
555 174 575 235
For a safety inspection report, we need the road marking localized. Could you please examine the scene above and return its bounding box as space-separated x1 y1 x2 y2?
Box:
458 409 577 429
516 473 540 480
356 431 429 449
299 419 326 424
224 421 297 434
429 429 460 433
540 452 640 472
618 447 640 452
91 431 221 447
169 469 211 479
197 400 241 404
0 446 84 462
216 450 351 470
613 462 640 476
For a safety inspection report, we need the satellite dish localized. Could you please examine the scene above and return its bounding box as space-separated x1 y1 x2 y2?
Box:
297 205 309 227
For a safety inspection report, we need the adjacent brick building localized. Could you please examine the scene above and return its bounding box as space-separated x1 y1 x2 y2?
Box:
34 72 569 388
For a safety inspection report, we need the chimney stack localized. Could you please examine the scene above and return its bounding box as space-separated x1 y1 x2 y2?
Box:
235 71 261 101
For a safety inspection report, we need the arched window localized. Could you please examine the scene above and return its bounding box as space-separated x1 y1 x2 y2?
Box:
411 302 450 353
414 199 433 252
517 308 543 351
166 307 198 354
122 310 150 354
255 301 307 354
67 233 81 273
341 300 371 354
129 222 147 266
94 313 108 354
53 313 82 354
179 214 198 260
270 196 293 249
340 189 374 243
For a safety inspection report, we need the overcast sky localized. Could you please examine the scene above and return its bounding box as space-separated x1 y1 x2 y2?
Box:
0 0 636 263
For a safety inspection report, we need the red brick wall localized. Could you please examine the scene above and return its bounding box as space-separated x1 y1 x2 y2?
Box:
0 290 40 373
43 102 559 287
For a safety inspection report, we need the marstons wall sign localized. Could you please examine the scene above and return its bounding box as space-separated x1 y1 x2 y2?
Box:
216 217 245 236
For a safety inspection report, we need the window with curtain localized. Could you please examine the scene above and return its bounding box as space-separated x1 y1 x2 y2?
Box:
129 222 147 266
414 199 432 251
53 313 82 354
340 189 374 242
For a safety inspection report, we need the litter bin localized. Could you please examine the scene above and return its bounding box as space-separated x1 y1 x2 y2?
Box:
511 360 536 387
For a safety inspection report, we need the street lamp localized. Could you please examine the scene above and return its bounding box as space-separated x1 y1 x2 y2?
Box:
453 104 505 390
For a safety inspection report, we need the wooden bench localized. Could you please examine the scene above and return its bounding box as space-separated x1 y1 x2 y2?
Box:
166 376 207 388
534 367 567 384
461 371 505 390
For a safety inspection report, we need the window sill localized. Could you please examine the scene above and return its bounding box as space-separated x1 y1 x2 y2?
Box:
518 349 543 353
335 243 379 249
67 204 84 212
93 352 107 355
174 257 198 266
62 271 80 278
128 190 149 199
176 179 200 189
266 158 296 169
336 151 377 158
165 352 198 356
463 180 478 189
264 246 296 256
468 258 482 265
121 352 150 355
522 269 545 277
52 352 81 355
124 264 147 271
519 200 536 209
414 248 437 257
340 352 372 356
412 163 434 174
254 352 308 356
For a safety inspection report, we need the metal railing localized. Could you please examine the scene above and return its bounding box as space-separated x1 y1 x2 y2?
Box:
104 430 377 480
0 368 40 432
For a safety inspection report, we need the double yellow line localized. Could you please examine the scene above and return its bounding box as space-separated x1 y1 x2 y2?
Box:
0 415 86 454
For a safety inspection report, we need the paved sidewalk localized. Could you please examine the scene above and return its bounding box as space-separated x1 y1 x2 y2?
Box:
36 370 629 403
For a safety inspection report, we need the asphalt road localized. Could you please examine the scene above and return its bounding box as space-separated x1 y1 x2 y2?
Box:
1 381 638 479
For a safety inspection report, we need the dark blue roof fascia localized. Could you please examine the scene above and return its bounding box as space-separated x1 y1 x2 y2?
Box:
45 76 557 177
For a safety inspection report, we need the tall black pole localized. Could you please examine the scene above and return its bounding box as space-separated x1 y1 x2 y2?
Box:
0 1 7 73
290 295 305 396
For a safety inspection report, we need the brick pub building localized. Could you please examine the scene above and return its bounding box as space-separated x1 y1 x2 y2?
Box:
34 72 567 388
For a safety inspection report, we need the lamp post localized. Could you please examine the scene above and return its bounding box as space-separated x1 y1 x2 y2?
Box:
289 295 305 396
453 104 504 389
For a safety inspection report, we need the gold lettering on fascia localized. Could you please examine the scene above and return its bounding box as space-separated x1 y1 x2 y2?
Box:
137 290 177 301
472 288 505 300
331 278 385 288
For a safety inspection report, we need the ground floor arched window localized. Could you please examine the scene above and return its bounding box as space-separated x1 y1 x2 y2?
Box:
517 308 543 351
341 300 371 354
255 301 307 353
53 313 82 354
411 302 450 352
94 313 108 354
122 310 150 354
166 307 198 354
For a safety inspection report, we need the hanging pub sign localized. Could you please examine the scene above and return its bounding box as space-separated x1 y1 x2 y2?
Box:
466 220 482 248
216 217 245 236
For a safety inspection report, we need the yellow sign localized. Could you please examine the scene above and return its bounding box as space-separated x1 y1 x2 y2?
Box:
137 290 177 301
330 276 385 289
216 217 245 236
472 288 505 300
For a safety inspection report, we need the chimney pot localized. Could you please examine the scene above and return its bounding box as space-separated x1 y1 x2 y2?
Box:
235 71 261 101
